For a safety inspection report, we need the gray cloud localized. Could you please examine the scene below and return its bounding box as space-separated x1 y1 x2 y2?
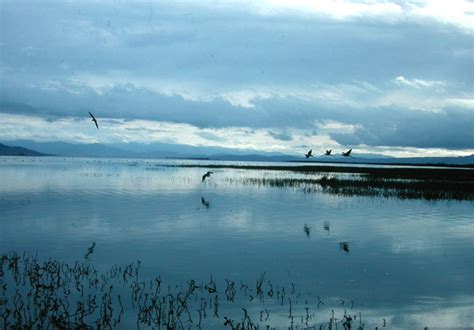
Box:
0 1 473 153
330 107 474 149
267 130 294 141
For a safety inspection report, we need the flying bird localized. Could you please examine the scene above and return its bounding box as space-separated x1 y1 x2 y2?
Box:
342 149 352 157
305 149 313 159
88 112 99 129
202 171 213 182
325 149 332 156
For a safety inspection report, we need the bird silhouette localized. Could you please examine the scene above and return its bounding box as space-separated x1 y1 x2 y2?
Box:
342 149 352 157
202 171 213 182
88 112 99 129
305 149 313 159
325 149 332 155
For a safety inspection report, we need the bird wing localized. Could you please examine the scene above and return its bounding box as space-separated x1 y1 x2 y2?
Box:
89 112 99 128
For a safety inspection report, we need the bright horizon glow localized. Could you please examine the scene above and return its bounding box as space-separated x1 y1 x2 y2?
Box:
1 113 473 158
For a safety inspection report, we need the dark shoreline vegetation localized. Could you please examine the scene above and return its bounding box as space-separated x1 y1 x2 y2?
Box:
225 177 474 201
153 164 474 201
1 252 365 329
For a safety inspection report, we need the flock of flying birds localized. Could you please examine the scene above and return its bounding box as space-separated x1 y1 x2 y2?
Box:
87 112 353 183
304 148 352 159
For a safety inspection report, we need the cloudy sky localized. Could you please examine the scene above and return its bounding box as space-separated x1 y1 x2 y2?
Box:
1 0 473 157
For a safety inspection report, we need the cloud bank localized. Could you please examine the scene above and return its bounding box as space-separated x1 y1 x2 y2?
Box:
1 1 473 156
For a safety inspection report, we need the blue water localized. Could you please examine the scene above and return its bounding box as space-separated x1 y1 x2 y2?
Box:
0 156 473 328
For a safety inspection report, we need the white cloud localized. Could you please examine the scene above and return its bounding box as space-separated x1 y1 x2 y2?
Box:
66 72 386 109
259 0 403 20
316 120 361 134
445 97 474 109
393 76 446 88
0 113 335 154
2 113 473 157
68 73 472 115
219 90 273 109
407 0 474 32
253 0 474 33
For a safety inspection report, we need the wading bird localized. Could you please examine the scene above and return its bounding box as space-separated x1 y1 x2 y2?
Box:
325 149 332 156
202 171 213 182
305 149 313 159
342 149 352 157
88 112 99 129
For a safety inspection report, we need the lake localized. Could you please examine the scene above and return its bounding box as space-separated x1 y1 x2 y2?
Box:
1 156 473 329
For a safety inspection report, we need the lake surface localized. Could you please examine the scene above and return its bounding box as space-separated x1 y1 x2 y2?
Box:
1 156 473 328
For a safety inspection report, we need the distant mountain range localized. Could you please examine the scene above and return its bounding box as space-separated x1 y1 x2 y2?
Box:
1 140 473 166
0 143 50 156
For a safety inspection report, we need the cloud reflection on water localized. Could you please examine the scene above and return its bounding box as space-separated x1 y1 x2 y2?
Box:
0 157 473 328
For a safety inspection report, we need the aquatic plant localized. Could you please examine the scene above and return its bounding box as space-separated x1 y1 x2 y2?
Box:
0 251 376 329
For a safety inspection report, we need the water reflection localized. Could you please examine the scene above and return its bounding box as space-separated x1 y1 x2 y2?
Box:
339 241 350 254
0 157 473 328
303 224 311 238
324 221 330 234
84 241 96 260
201 196 211 208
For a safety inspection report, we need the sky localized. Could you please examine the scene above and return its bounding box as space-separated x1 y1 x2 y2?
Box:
0 0 473 157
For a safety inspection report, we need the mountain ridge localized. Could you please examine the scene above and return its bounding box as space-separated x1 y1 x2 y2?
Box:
2 140 473 166
0 143 50 156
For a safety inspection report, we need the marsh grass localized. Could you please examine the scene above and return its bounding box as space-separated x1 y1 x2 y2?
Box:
0 252 368 329
223 175 474 201
152 163 474 200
